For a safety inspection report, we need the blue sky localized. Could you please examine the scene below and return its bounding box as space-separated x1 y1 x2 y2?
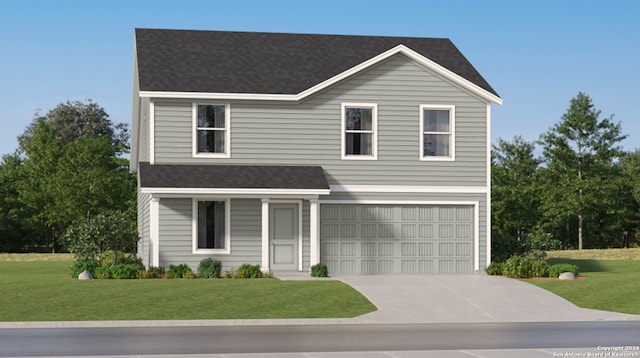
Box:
1 0 639 157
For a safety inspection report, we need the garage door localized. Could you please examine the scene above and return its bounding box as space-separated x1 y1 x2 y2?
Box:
320 204 474 275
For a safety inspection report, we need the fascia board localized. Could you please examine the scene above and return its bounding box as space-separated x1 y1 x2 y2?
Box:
138 45 503 105
141 187 330 197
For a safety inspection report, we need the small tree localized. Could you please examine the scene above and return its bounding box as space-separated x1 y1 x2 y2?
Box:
65 212 138 265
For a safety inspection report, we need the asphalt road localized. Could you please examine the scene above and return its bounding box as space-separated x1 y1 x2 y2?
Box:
1 321 639 357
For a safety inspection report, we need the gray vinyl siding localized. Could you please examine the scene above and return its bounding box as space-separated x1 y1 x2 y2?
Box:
155 198 262 271
137 191 151 268
152 54 488 187
321 191 488 271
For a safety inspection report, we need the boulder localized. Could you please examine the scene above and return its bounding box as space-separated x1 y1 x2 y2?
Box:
558 272 576 280
78 270 94 280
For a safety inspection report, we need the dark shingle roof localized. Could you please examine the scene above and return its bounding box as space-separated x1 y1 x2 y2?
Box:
139 163 329 190
135 28 498 97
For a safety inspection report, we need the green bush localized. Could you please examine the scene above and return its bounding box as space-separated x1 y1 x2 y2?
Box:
237 264 262 278
198 258 222 278
101 250 143 267
69 258 97 278
310 263 329 277
168 264 194 279
502 255 549 278
549 263 580 278
223 267 238 278
486 261 504 276
94 266 112 279
531 259 549 277
146 266 165 279
110 263 143 279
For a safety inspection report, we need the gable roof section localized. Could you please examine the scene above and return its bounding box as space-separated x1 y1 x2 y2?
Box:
139 162 330 195
135 29 501 104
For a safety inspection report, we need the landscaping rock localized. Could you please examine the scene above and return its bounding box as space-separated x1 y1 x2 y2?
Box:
78 270 94 280
558 272 576 280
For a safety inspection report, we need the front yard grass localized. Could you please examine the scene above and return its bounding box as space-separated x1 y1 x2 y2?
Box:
0 258 376 322
524 251 640 315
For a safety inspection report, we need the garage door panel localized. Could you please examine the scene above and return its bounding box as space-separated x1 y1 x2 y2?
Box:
321 204 474 275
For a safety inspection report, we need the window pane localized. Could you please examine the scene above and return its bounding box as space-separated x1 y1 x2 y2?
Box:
423 109 449 132
198 201 225 249
346 107 372 130
346 133 372 155
197 105 225 128
197 130 225 153
423 134 449 157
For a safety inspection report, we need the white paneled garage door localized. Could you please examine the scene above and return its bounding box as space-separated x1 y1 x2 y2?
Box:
320 204 474 275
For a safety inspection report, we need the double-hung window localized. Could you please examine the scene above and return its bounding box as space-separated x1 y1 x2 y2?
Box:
342 103 377 160
420 105 455 160
193 199 230 254
193 103 230 158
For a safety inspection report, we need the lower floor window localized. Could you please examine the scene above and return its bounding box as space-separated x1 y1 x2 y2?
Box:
197 201 226 250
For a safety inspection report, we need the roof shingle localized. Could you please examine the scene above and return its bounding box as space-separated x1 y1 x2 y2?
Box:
139 163 329 190
135 29 498 97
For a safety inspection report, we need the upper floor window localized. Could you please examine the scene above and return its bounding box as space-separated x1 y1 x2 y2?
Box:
420 105 455 161
342 103 377 160
193 103 230 158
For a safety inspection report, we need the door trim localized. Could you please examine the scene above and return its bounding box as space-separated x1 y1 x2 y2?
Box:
270 200 303 272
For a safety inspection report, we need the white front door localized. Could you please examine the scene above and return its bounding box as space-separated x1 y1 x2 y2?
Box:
269 204 298 271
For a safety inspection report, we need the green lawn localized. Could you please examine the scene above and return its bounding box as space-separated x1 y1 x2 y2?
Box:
0 259 376 322
525 257 640 315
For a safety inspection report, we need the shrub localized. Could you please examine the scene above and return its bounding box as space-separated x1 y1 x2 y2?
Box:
168 264 194 279
310 263 329 277
502 255 548 278
224 264 264 278
549 263 580 278
101 250 143 267
223 267 238 278
146 266 165 279
486 261 504 276
237 264 262 278
198 258 222 278
70 258 97 278
531 259 549 277
94 266 112 279
111 263 143 279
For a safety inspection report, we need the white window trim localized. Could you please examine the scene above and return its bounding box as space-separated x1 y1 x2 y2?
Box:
192 103 231 158
341 102 378 160
192 198 231 254
419 104 455 161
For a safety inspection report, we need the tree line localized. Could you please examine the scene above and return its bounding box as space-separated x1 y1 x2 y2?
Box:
492 92 640 259
0 100 136 252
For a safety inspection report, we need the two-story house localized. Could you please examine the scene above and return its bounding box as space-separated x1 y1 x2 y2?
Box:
131 28 502 275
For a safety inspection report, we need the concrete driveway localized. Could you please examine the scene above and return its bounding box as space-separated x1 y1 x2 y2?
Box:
336 274 639 323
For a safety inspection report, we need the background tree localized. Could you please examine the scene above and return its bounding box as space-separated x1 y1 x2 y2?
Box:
491 136 541 240
0 153 41 251
537 92 627 249
13 100 136 252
